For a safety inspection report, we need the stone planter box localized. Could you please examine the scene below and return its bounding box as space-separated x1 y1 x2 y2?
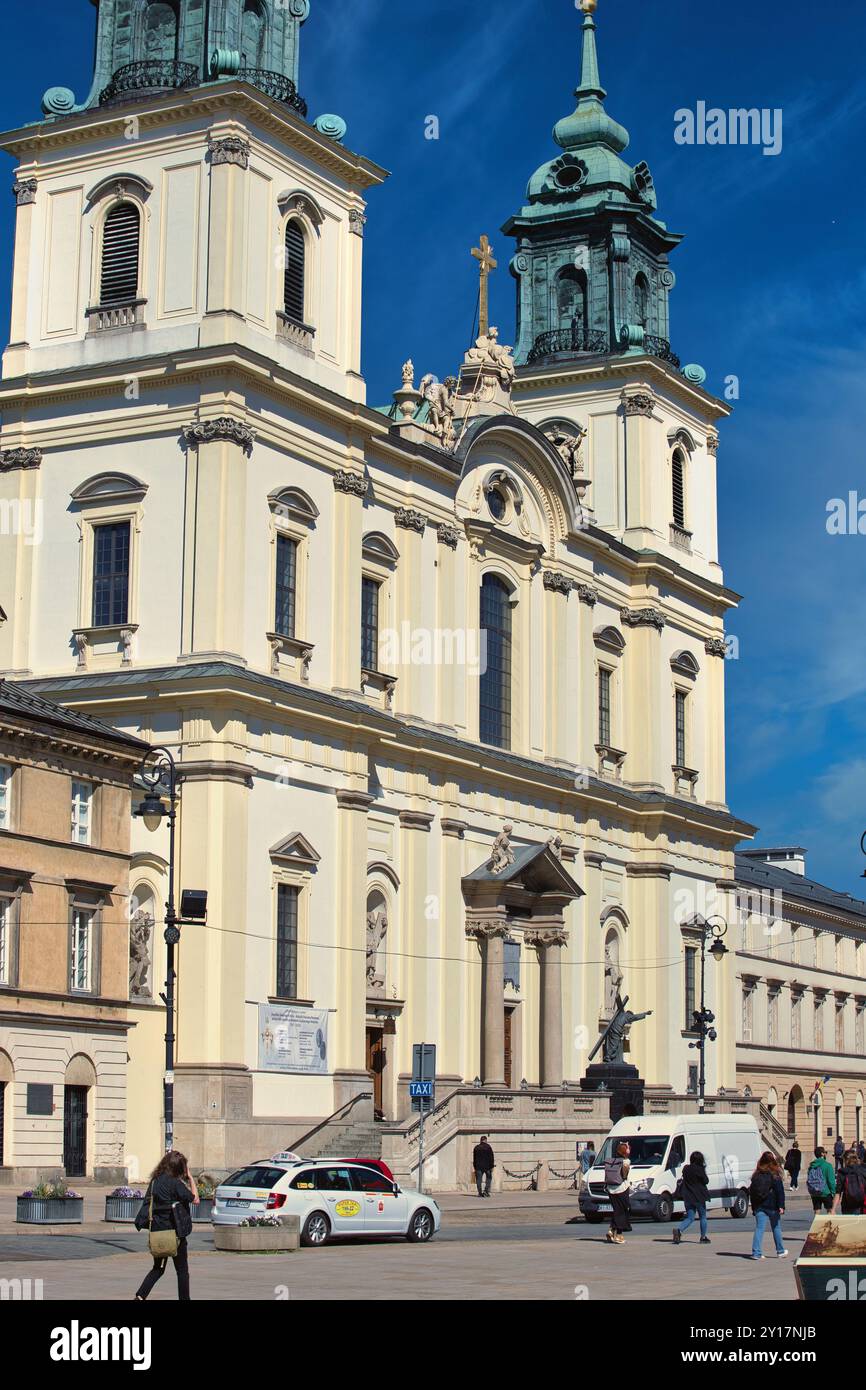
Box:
192 1198 214 1223
17 1197 84 1224
104 1196 143 1223
214 1216 299 1253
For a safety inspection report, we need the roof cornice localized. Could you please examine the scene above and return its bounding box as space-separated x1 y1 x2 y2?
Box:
514 353 731 422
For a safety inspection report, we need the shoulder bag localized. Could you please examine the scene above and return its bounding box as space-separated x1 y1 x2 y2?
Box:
147 1187 179 1260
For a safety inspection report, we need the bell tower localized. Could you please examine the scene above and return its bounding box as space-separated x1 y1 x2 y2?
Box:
504 0 682 370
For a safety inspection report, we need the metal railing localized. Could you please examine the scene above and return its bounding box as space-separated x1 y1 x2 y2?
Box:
527 328 610 364
644 334 681 368
237 68 308 116
99 60 199 105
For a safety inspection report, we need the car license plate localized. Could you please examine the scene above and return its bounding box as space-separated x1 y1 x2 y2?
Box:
226 1199 250 1208
597 1204 612 1213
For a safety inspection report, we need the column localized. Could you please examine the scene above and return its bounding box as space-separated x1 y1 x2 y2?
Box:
332 468 367 689
529 927 568 1089
181 421 252 661
439 817 467 1081
202 133 249 345
332 789 373 1105
468 920 508 1088
621 605 665 788
7 176 37 374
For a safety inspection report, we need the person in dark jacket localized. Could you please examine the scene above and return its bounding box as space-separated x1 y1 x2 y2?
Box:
673 1150 711 1245
135 1150 199 1300
858 1140 866 1166
834 1136 846 1178
473 1136 495 1198
749 1151 787 1260
784 1140 802 1190
833 1150 866 1216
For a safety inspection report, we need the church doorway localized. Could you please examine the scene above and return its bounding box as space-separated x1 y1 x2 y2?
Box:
366 1027 385 1119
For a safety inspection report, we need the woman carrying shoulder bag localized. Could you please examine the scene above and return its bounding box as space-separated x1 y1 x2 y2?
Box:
134 1150 199 1301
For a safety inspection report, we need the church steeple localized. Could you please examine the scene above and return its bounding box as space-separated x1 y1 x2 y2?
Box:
504 0 683 370
41 0 311 118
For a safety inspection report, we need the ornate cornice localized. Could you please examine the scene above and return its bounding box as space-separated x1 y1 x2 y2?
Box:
441 818 466 839
348 208 367 237
620 605 666 631
583 851 606 867
0 447 42 471
334 789 374 812
621 391 656 418
436 522 460 548
207 135 251 169
398 810 434 831
575 582 598 606
542 570 573 595
625 862 673 879
525 928 569 949
184 417 255 454
395 507 426 534
705 636 727 658
12 178 37 206
333 469 368 498
465 921 511 942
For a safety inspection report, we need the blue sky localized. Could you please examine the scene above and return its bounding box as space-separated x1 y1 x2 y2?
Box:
3 0 866 893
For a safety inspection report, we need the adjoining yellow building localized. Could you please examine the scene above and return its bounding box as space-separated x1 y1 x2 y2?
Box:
0 2 757 1184
0 681 146 1184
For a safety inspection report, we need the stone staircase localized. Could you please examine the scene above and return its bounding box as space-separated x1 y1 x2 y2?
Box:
300 1122 385 1161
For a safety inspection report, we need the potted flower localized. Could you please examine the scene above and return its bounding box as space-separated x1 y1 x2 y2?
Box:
17 1180 84 1225
104 1186 144 1222
213 1212 300 1253
192 1173 216 1223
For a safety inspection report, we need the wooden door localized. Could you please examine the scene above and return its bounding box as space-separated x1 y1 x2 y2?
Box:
504 1009 513 1089
366 1029 384 1116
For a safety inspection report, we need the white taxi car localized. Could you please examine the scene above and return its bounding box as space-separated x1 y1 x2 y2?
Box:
213 1158 441 1246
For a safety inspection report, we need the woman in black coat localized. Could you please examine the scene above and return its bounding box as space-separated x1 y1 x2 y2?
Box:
673 1150 711 1245
135 1150 199 1301
784 1142 802 1190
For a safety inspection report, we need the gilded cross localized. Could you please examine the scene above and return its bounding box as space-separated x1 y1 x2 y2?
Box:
471 234 498 336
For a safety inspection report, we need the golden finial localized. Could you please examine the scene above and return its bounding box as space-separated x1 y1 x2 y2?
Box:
580 0 598 13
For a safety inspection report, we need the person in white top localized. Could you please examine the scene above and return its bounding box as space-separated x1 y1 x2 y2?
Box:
605 1140 632 1245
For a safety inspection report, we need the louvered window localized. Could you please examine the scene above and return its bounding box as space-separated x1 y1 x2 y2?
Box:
283 221 306 323
671 450 686 528
479 575 513 749
100 203 140 306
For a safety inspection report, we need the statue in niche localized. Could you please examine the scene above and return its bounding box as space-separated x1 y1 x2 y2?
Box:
366 905 388 994
488 823 514 875
604 938 623 1016
129 909 154 997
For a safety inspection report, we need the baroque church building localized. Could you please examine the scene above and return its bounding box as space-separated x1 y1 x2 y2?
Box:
0 0 755 1184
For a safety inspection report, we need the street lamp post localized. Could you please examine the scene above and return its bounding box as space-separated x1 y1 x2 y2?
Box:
688 915 729 1114
134 747 181 1154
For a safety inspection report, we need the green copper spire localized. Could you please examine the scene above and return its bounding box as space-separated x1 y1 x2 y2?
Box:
554 5 629 155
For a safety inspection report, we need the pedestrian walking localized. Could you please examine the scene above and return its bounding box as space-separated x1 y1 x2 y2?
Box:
473 1135 495 1198
580 1141 596 1177
134 1150 199 1301
672 1150 710 1245
749 1151 787 1260
857 1139 866 1165
784 1140 802 1190
832 1150 866 1216
834 1136 846 1178
604 1140 632 1245
805 1146 836 1213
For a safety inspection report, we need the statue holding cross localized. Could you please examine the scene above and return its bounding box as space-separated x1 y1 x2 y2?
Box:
471 234 498 337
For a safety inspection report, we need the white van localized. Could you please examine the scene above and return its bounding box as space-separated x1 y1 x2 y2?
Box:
579 1114 762 1223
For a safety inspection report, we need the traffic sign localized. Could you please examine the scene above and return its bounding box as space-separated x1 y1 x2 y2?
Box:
409 1081 433 1099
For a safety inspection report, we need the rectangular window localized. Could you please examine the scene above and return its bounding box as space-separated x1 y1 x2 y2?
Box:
71 781 93 845
0 763 10 829
361 577 380 673
70 908 94 992
675 690 687 767
504 939 521 992
92 521 130 627
0 898 8 985
598 668 612 747
687 1064 699 1095
684 945 697 1030
274 534 298 639
276 884 299 1000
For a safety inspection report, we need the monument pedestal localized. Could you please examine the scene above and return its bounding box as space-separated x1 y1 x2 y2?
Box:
580 1062 645 1124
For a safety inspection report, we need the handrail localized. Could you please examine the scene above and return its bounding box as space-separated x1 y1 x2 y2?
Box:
290 1091 373 1153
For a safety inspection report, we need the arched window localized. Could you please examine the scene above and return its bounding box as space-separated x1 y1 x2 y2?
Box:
634 273 650 329
671 448 686 528
241 0 267 68
144 1 178 61
556 267 588 338
283 220 306 325
479 575 513 749
100 203 141 306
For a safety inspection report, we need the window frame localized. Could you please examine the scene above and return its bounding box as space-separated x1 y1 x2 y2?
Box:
88 187 149 319
71 780 94 847
72 474 146 652
275 882 300 1002
91 519 132 628
269 848 314 1003
0 762 13 831
479 572 515 751
68 898 102 996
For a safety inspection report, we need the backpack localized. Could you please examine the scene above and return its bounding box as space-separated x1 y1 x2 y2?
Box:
604 1158 624 1190
842 1169 866 1210
749 1170 774 1207
806 1163 828 1196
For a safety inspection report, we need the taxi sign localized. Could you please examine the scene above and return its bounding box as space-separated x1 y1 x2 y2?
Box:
409 1081 433 1098
270 1150 300 1163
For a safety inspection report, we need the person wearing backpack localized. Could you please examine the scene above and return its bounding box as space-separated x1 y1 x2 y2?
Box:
672 1150 711 1245
806 1146 836 1214
749 1151 787 1260
833 1150 866 1215
604 1140 632 1245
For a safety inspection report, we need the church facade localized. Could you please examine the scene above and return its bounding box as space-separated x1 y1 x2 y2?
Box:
0 0 754 1182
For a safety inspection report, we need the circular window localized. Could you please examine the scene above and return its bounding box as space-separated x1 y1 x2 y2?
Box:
487 487 507 522
556 164 585 190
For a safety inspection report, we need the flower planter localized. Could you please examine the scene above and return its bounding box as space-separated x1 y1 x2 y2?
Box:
104 1196 142 1223
192 1198 214 1223
213 1216 300 1253
17 1197 84 1225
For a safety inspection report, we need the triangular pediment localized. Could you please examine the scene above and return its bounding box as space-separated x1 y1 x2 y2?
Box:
269 832 321 868
463 840 583 900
